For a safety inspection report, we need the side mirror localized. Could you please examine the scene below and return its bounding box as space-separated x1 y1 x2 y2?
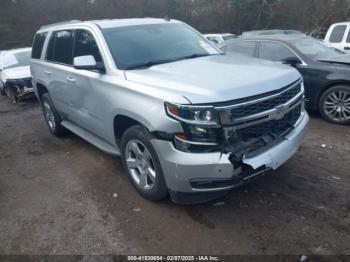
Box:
281 56 302 67
73 55 105 73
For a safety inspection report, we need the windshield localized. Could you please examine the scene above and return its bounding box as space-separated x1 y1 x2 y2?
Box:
103 23 220 70
2 50 31 70
291 38 343 60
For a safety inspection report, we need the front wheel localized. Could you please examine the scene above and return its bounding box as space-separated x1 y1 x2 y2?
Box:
121 125 168 201
319 85 350 125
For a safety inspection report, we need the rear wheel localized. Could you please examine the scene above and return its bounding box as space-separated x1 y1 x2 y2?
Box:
41 93 68 137
121 125 168 201
319 85 350 125
0 81 5 96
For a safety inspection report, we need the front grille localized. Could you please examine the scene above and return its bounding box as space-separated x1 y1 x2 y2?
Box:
23 77 33 88
237 105 301 139
226 105 302 159
230 83 301 119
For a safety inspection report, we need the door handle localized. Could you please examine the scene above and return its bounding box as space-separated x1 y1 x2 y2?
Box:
66 77 76 83
44 70 51 75
344 46 350 50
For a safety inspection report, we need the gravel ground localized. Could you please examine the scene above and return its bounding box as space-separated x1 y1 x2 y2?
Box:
0 95 349 256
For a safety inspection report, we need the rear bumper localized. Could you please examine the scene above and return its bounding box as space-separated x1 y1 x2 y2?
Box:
151 111 309 194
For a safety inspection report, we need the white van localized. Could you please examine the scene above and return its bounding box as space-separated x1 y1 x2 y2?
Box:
324 22 350 52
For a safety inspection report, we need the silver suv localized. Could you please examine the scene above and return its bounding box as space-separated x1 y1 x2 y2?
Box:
31 18 309 204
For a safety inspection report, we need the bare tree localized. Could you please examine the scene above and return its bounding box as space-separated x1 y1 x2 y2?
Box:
1 0 350 49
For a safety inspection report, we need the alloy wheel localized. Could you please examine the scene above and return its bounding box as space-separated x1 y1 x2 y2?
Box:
323 90 350 122
43 101 56 131
125 139 156 191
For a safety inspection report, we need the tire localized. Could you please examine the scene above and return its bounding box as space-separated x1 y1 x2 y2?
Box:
319 85 350 125
41 93 68 137
0 81 5 96
121 125 168 201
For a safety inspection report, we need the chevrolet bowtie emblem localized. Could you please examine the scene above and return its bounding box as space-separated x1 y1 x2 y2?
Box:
272 105 288 120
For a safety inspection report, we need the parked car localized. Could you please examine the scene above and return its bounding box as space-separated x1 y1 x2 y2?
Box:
219 36 350 124
204 33 236 44
309 29 327 40
0 48 33 103
324 22 350 53
242 30 305 37
31 18 309 204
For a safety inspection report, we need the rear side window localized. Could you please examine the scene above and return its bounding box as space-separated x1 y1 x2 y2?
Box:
259 42 295 61
46 30 74 65
73 29 103 63
346 31 350 43
32 32 47 59
225 41 257 57
329 25 346 43
46 33 55 61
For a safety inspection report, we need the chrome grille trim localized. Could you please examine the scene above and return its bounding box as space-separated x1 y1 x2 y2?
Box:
222 98 304 139
229 93 303 126
215 79 303 110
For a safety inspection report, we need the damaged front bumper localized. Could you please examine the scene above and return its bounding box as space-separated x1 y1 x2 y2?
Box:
151 111 309 202
17 87 35 98
5 78 34 99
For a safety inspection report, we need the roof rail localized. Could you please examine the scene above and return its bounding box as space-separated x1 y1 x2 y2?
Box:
40 20 82 29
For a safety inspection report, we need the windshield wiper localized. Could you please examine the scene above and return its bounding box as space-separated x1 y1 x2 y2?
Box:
125 59 176 70
175 53 213 61
125 53 217 70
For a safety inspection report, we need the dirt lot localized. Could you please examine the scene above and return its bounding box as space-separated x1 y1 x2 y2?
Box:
0 95 349 256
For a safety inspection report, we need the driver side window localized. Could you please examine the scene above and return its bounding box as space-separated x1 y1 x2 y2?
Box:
259 41 296 62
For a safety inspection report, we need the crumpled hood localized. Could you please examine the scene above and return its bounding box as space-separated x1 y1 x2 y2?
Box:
125 54 301 104
1 66 31 82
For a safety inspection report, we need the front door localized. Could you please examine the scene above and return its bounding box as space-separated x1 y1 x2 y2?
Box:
68 29 108 139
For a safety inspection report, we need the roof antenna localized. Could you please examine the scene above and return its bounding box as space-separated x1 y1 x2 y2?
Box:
164 15 170 21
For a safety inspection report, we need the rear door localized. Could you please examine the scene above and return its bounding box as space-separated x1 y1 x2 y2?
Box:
257 41 297 62
45 30 75 119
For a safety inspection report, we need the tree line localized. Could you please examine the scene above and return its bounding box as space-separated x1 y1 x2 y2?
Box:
1 0 350 50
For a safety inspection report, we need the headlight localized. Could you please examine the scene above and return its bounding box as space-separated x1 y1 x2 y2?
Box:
165 102 219 126
165 102 222 153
